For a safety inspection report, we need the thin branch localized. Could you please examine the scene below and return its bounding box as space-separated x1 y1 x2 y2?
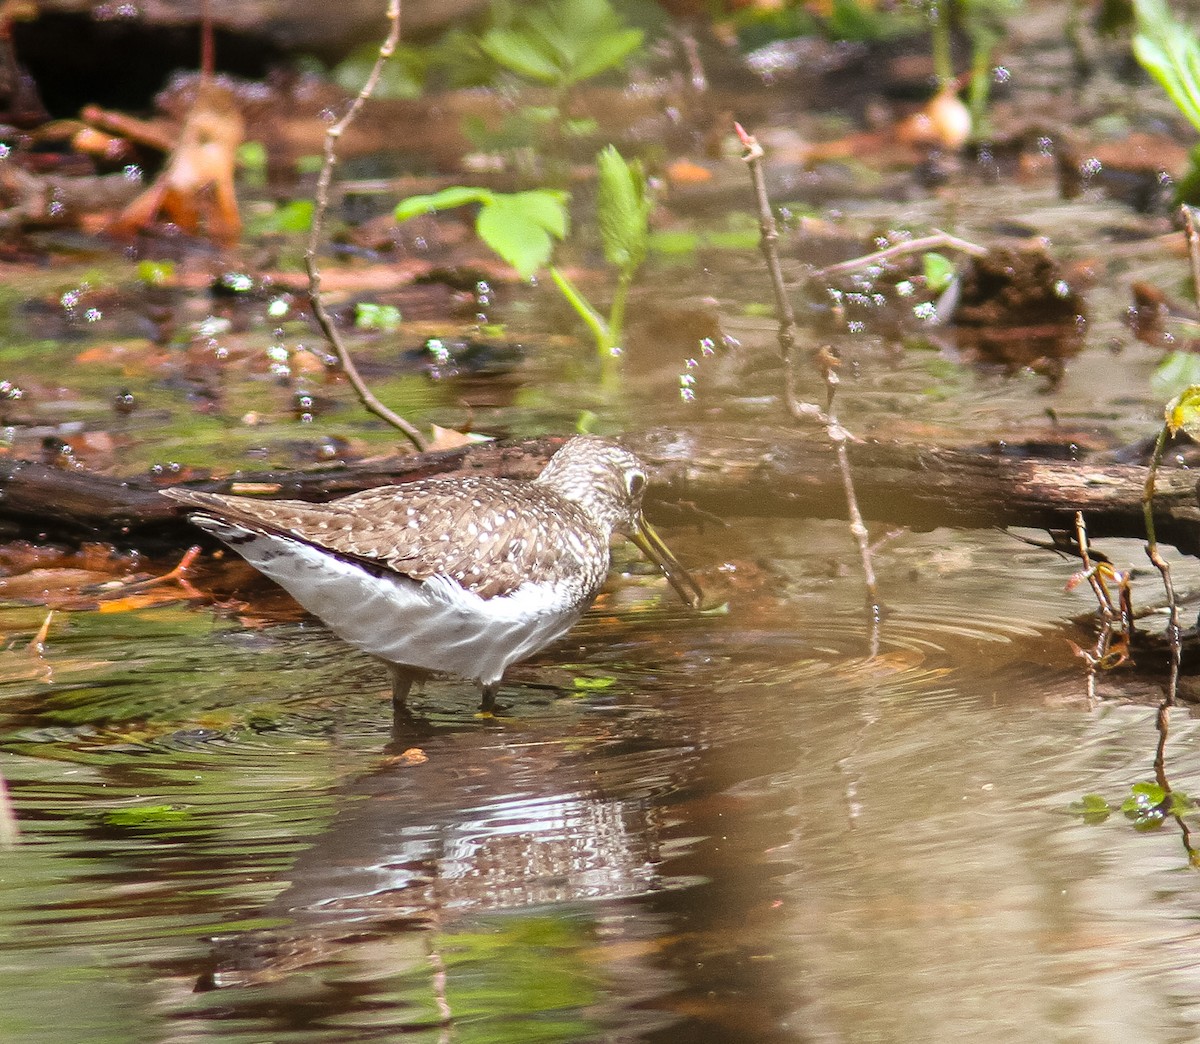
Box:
734 123 802 415
735 121 880 616
304 0 426 452
1072 512 1115 703
815 231 989 280
1143 422 1180 706
1183 204 1200 314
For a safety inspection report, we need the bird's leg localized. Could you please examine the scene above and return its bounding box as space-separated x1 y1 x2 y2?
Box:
480 683 500 714
388 665 415 710
387 665 420 740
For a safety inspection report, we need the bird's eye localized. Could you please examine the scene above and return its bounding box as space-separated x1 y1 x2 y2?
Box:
627 471 646 498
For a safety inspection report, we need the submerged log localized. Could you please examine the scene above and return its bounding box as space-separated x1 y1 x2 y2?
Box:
0 426 1194 554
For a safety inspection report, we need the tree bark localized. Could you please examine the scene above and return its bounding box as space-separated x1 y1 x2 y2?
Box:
1 425 1193 554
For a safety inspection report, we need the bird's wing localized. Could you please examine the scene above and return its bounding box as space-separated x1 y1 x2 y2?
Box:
162 478 607 599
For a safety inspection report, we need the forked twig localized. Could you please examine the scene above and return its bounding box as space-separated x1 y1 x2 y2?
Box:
815 230 989 279
1070 512 1122 703
735 122 880 614
305 0 426 452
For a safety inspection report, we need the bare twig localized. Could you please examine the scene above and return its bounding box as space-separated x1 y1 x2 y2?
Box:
735 122 880 615
1183 205 1200 314
1074 513 1117 617
815 231 989 280
1143 422 1180 707
1071 511 1125 703
304 0 426 452
734 123 802 415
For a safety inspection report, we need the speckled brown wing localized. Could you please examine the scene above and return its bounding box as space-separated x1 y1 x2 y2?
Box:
163 477 611 600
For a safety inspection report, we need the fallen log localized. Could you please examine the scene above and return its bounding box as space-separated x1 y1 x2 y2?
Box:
0 425 1195 554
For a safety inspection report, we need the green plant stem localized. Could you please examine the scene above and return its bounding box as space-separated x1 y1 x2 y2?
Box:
931 0 954 86
549 266 610 346
608 268 633 348
549 266 622 390
967 35 994 134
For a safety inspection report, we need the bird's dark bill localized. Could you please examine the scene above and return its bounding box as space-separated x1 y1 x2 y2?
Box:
631 516 703 609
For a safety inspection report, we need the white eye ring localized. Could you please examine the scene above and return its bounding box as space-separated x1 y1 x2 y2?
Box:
627 470 646 498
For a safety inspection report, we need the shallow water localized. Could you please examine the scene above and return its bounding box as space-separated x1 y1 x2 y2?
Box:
2 520 1199 1043
4 12 1200 1037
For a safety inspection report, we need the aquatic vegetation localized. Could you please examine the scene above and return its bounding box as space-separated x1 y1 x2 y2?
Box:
394 145 650 390
923 0 1023 136
1133 0 1200 202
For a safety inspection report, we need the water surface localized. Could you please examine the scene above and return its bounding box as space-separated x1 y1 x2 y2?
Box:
2 522 1197 1043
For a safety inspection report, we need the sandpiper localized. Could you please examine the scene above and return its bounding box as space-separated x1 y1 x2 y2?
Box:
163 435 702 718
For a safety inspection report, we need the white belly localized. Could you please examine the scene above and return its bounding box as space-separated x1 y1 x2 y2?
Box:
209 525 593 685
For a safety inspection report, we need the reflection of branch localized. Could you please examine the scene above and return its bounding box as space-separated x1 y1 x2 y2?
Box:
1149 704 1200 868
427 938 453 1031
0 773 17 848
304 0 427 452
735 122 879 616
1074 513 1111 703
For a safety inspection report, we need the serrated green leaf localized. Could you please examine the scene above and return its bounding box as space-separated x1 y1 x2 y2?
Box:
1164 384 1200 438
394 186 493 223
596 145 649 274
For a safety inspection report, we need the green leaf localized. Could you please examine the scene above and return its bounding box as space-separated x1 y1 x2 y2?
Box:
508 189 570 239
1067 794 1112 822
1164 384 1200 439
595 145 649 275
295 154 324 175
354 302 402 331
479 27 563 83
648 229 699 256
394 186 494 223
922 251 956 293
568 27 643 83
477 195 563 278
333 42 427 100
136 259 175 286
1121 780 1171 828
237 140 267 174
1133 0 1200 133
1151 352 1200 401
255 199 313 235
563 117 600 137
573 675 616 691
